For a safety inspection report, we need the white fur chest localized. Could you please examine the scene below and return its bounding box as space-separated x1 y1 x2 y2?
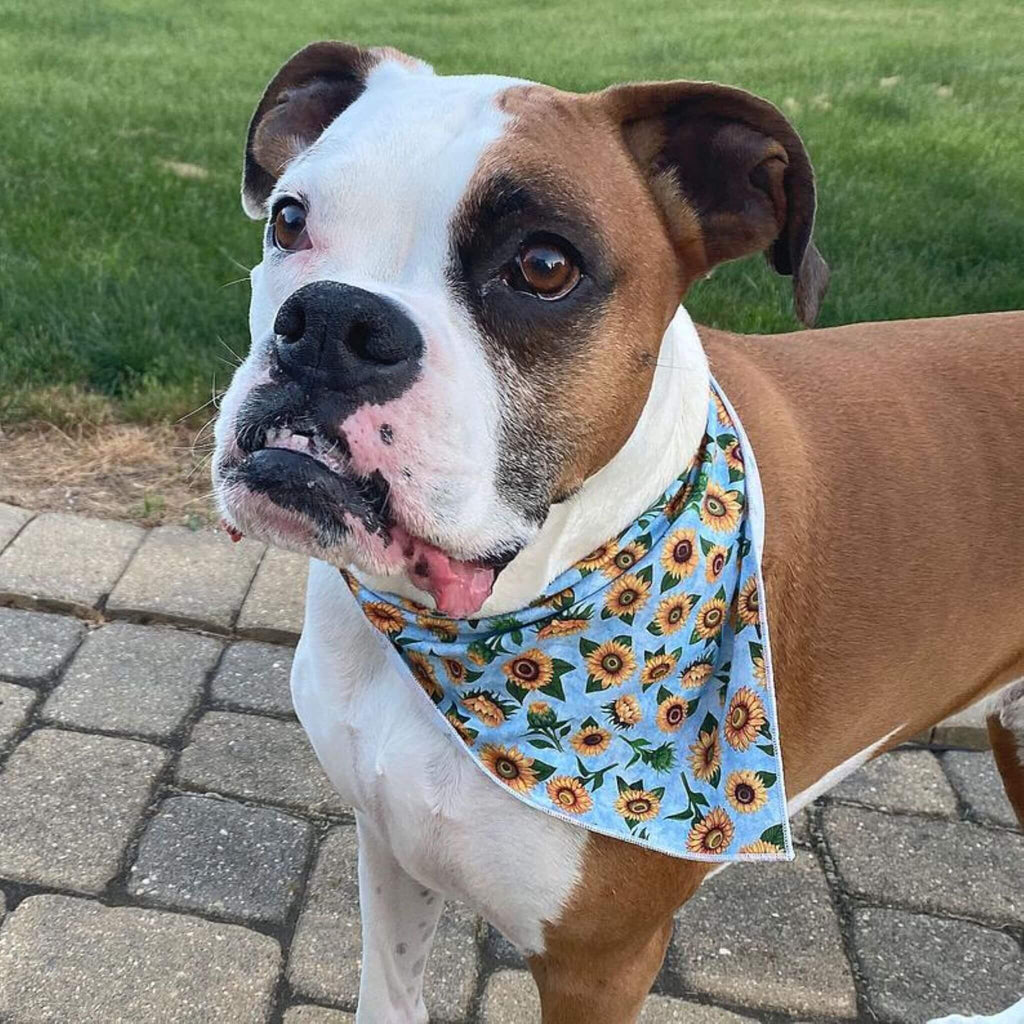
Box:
291 559 588 952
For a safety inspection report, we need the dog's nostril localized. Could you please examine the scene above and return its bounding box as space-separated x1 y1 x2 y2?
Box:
274 302 305 343
346 320 376 361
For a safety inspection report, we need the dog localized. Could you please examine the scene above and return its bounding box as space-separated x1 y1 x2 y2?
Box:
213 41 1024 1023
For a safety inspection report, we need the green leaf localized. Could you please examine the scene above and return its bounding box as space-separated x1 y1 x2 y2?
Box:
756 743 775 757
551 658 575 676
692 791 710 807
657 685 674 705
716 432 737 450
600 606 612 620
620 611 635 626
708 767 721 789
511 629 523 646
613 634 633 649
760 824 786 848
579 638 600 656
636 565 654 585
505 681 528 704
755 771 777 788
660 573 678 594
699 535 715 555
540 677 565 702
647 620 664 635
529 739 555 750
651 786 666 800
666 809 694 822
616 776 630 794
585 676 605 693
758 720 773 738
686 698 700 718
532 760 556 782
728 467 743 484
700 712 719 735
581 715 599 729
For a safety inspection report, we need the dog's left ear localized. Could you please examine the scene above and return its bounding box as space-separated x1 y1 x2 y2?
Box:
603 81 830 326
241 41 431 219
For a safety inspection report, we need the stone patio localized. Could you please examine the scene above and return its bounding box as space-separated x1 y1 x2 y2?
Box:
0 503 1020 1023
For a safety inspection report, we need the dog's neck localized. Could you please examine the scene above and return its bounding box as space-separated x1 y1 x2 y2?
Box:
366 306 710 615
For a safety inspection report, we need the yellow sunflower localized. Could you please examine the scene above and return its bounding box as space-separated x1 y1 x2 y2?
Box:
752 654 767 687
467 647 488 667
686 806 735 855
689 729 721 782
740 839 781 855
660 528 699 578
575 543 617 572
704 545 729 584
736 576 760 627
502 649 554 691
614 788 661 823
613 694 643 726
407 651 441 700
723 687 767 750
604 540 650 576
417 612 457 642
725 770 769 814
546 776 593 815
656 695 689 733
445 712 475 746
362 601 404 636
570 724 613 757
641 652 679 687
604 573 652 618
700 482 742 534
441 657 469 686
534 587 576 609
654 593 693 636
680 660 715 690
723 438 744 474
340 569 360 597
712 391 731 426
664 481 694 520
536 617 590 639
480 744 539 794
461 693 505 728
584 640 636 688
694 598 728 640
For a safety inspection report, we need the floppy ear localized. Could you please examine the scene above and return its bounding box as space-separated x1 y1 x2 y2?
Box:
241 41 430 219
603 81 830 326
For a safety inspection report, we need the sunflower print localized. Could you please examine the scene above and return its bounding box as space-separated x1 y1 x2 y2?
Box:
547 776 594 814
570 724 613 757
686 807 735 855
502 649 554 691
656 695 689 733
736 576 760 628
407 651 442 701
661 528 699 579
704 545 729 584
694 598 728 640
614 788 661 823
725 770 769 814
605 539 650 576
346 384 790 863
461 693 506 728
653 593 693 636
480 744 540 794
641 652 679 688
690 728 722 782
724 687 767 750
536 617 591 639
584 640 636 688
680 660 715 689
362 601 404 635
604 573 652 619
701 482 742 534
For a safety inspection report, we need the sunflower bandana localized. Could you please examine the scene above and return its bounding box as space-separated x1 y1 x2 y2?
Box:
343 383 793 862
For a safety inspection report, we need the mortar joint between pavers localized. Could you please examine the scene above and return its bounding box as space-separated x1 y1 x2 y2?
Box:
0 509 36 558
842 892 1024 945
807 801 878 1024
820 792 1018 838
0 591 104 622
228 543 271 633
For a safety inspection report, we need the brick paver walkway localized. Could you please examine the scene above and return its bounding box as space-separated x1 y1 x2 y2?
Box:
0 503 1020 1023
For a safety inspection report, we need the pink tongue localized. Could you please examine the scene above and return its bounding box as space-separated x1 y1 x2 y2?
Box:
392 528 495 618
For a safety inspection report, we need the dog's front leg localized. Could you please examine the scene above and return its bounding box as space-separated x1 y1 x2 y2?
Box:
355 814 444 1024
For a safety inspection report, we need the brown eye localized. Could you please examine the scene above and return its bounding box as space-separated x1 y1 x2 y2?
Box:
512 240 580 299
272 201 311 251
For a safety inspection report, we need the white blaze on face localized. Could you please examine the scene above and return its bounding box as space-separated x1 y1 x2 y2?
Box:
222 60 545 570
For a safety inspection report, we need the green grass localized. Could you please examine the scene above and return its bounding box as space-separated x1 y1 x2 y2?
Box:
2 0 1022 424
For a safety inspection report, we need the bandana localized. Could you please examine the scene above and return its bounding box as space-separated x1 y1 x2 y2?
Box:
343 381 792 862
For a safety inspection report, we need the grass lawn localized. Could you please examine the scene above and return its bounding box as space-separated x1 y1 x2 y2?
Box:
1 0 1022 427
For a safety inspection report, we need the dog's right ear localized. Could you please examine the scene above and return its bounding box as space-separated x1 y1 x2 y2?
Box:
242 41 430 219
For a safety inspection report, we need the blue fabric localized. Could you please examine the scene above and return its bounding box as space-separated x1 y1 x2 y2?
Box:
345 382 793 861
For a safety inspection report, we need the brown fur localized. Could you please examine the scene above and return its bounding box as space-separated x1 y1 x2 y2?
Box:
989 712 1024 826
534 311 1024 1021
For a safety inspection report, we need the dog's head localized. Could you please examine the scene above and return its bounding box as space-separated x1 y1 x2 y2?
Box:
213 42 827 616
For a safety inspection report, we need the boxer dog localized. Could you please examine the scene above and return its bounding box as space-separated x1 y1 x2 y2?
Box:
213 42 1024 1023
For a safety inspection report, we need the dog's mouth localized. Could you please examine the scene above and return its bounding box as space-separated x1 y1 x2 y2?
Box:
220 422 515 617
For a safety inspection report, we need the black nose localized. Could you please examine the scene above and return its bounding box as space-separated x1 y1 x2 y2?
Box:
273 281 423 392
